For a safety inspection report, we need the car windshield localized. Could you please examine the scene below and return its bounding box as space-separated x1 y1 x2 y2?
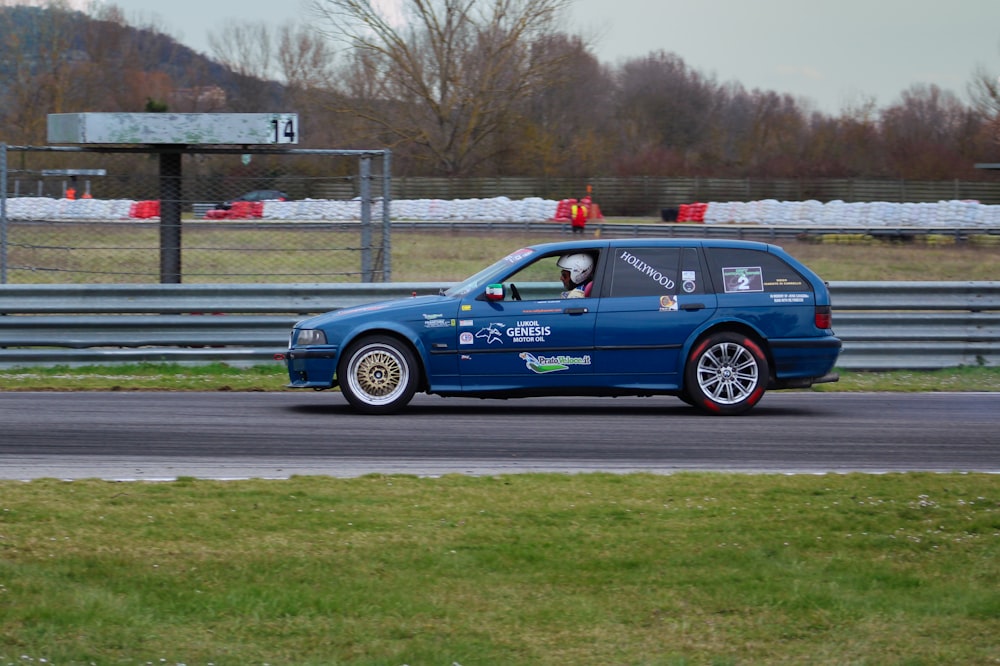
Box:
441 248 535 297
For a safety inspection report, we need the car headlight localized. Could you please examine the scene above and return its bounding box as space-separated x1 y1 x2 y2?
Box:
294 328 327 346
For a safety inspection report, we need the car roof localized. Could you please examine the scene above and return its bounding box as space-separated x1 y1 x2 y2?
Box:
526 238 781 254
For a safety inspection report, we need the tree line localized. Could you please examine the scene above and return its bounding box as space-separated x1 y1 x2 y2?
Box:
2 0 999 182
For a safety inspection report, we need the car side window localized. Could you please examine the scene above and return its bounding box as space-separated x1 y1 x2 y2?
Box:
704 248 810 293
608 247 681 298
502 252 600 300
679 247 708 295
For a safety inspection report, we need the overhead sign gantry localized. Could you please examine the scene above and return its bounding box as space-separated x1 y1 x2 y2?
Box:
47 112 299 283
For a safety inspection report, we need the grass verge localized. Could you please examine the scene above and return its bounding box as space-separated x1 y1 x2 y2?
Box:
1 362 999 392
1 473 997 665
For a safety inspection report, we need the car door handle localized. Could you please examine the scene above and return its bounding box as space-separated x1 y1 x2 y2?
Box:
682 302 706 311
564 307 589 315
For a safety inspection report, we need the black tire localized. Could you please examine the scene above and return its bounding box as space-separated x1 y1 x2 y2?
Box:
684 331 769 415
676 389 696 407
337 335 419 414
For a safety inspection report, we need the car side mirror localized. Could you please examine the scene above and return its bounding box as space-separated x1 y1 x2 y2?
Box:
485 283 505 301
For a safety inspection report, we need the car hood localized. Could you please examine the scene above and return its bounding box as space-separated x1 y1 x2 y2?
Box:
297 294 455 330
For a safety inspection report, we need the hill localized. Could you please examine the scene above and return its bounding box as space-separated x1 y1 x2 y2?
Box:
0 4 285 120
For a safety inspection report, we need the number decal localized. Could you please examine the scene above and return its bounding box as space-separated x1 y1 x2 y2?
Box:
269 115 298 144
721 266 764 293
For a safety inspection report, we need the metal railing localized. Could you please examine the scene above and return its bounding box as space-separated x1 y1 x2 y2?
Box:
392 220 1000 242
0 282 998 370
389 176 1000 214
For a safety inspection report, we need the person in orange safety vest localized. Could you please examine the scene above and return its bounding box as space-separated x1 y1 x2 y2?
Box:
570 197 589 234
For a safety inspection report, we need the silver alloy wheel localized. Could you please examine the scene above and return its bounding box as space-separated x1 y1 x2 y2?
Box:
345 342 411 406
695 340 760 405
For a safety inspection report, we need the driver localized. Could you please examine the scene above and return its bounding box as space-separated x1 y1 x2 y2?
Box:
557 253 595 298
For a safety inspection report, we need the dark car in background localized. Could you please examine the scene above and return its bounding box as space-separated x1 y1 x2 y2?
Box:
214 189 289 210
284 238 842 415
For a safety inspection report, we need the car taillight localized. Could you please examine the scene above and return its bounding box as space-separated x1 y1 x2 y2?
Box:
814 305 832 330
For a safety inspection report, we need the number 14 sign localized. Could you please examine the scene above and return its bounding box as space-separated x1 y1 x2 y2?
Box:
270 114 298 144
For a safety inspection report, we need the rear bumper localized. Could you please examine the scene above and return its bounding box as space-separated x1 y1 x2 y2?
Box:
769 335 842 383
770 372 839 390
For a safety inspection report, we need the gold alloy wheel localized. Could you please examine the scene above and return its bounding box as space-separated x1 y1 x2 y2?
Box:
353 348 403 398
340 337 418 412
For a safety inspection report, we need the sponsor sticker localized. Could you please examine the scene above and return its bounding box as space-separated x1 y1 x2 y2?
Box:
506 320 551 343
722 266 764 293
520 352 591 374
505 248 535 263
474 320 553 344
765 277 805 288
619 250 676 291
770 292 811 303
475 323 506 344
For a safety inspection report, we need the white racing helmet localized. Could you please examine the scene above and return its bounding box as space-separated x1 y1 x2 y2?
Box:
557 253 594 285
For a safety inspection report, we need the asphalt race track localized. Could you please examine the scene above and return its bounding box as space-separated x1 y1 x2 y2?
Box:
1 392 997 480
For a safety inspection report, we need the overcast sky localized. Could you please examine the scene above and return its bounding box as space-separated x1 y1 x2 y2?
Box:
96 0 1000 114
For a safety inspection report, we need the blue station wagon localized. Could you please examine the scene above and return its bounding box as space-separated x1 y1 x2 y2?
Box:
285 239 841 415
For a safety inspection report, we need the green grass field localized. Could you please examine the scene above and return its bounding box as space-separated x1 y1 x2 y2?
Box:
2 473 997 665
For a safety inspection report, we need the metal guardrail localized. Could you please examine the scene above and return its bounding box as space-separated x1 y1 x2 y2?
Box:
828 282 1000 369
390 220 1000 242
0 282 998 370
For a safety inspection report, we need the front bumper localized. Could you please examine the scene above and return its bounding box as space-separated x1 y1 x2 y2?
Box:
285 347 339 389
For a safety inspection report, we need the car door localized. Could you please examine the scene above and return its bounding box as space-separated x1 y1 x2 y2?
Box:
593 245 716 387
456 256 597 391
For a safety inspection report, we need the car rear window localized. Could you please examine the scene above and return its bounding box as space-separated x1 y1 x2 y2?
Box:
704 248 810 294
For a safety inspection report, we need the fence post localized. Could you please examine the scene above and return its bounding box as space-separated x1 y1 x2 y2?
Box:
359 156 372 282
159 150 183 284
1 142 7 284
382 150 393 282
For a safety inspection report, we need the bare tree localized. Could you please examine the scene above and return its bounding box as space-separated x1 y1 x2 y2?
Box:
208 21 281 111
308 0 574 175
968 64 1000 149
273 23 347 146
880 84 983 178
277 23 338 92
611 51 721 176
801 99 886 177
492 32 614 176
209 21 275 81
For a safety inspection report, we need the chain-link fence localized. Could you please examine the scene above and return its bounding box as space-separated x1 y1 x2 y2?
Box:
0 144 391 284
